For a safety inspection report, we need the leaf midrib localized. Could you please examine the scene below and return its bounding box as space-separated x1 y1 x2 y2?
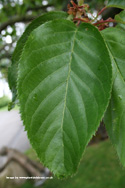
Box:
60 28 78 157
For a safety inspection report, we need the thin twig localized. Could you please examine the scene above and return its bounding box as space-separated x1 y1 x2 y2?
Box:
98 6 107 16
94 19 116 26
73 17 90 23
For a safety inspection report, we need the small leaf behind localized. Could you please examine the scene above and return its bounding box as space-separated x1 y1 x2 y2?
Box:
102 27 125 166
115 10 125 30
106 0 125 9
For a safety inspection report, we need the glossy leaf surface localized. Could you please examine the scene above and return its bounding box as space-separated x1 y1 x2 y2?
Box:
8 11 68 109
18 20 112 177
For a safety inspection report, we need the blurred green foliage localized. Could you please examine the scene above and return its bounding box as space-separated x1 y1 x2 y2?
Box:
20 141 125 188
0 95 10 108
42 141 125 188
85 0 105 9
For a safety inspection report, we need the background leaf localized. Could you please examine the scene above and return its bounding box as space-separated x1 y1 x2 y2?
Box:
106 0 125 9
102 27 125 166
115 10 125 30
8 11 68 109
18 20 112 177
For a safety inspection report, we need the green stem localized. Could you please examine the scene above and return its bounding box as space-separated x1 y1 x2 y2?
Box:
77 0 84 6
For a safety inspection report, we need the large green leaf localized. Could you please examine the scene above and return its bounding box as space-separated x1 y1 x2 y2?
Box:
106 0 125 9
8 11 68 109
18 20 112 177
102 28 125 166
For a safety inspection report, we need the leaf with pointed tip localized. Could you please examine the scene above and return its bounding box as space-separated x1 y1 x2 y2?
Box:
106 0 125 9
18 20 112 178
8 11 68 109
102 27 125 166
